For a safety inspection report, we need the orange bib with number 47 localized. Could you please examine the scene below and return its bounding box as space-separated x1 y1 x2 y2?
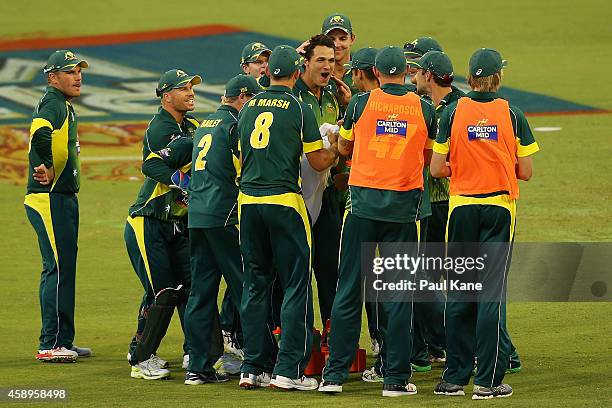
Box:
349 88 429 191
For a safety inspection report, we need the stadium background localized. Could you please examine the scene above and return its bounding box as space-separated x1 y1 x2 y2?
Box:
0 0 610 406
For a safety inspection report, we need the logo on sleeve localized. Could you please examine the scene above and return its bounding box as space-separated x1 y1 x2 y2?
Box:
376 114 407 137
467 119 498 141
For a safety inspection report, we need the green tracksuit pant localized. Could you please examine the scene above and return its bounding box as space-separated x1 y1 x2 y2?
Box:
184 226 243 374
25 192 79 351
312 185 341 327
238 192 314 378
124 216 191 364
323 213 418 386
442 196 515 388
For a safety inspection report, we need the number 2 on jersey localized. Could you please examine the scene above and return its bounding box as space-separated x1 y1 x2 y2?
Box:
249 112 274 149
194 134 213 171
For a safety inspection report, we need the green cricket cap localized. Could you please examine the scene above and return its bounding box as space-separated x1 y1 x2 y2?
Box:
404 36 443 60
268 45 301 77
224 74 261 97
416 51 454 78
345 47 377 70
469 48 507 77
43 50 89 74
156 69 202 97
322 13 352 35
240 42 272 64
375 46 407 75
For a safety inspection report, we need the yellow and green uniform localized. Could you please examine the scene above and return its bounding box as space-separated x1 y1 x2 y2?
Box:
293 76 343 328
237 85 323 378
412 86 467 366
124 108 198 364
323 83 437 386
24 86 81 350
184 105 245 374
435 91 538 388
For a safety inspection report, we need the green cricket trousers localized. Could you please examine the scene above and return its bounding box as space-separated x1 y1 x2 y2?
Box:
323 212 418 386
238 192 314 378
442 194 515 388
25 192 79 351
124 215 191 364
184 225 243 374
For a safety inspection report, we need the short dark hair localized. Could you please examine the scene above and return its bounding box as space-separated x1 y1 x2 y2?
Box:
432 73 454 87
303 34 335 61
359 67 377 83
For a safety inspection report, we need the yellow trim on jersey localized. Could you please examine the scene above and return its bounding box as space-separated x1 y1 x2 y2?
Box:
144 152 162 162
433 141 450 155
126 216 154 290
517 141 540 157
303 139 324 154
50 111 70 191
446 194 517 242
179 162 192 173
30 118 53 135
24 193 59 267
28 118 54 153
186 118 200 128
145 183 171 206
238 192 313 267
339 126 354 141
232 154 241 179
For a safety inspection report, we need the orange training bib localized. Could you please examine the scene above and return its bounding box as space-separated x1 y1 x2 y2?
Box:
449 97 519 198
349 88 429 191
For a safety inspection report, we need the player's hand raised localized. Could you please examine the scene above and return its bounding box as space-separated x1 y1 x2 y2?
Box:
331 75 351 107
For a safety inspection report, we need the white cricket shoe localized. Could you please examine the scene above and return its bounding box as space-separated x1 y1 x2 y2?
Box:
130 357 171 380
239 372 272 388
126 353 170 368
270 375 319 391
182 354 189 369
36 347 78 363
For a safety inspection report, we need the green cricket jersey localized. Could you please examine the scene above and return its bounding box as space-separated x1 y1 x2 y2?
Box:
128 107 198 221
340 83 437 223
294 76 340 125
435 91 539 158
27 86 81 194
188 105 241 228
238 85 323 196
428 85 466 203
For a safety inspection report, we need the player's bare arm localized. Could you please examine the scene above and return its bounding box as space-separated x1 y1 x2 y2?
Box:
337 137 353 157
430 151 451 178
306 143 339 171
516 156 533 181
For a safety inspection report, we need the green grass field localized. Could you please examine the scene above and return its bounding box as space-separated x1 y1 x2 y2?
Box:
1 1 611 406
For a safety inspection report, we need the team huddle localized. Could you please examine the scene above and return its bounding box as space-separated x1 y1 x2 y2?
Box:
24 12 539 400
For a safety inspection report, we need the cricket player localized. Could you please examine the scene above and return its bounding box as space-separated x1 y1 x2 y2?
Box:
237 45 339 390
404 36 442 90
319 46 437 397
183 74 261 385
240 42 272 79
321 12 359 96
412 50 463 369
294 34 349 328
342 46 387 376
124 69 201 380
430 48 538 399
25 50 91 363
